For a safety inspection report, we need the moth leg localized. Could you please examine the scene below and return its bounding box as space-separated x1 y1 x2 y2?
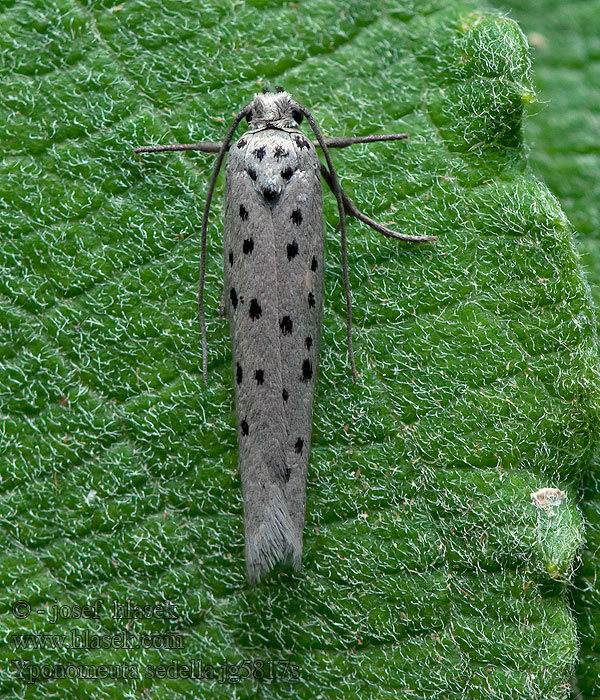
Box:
134 135 410 156
320 164 437 243
219 287 227 318
319 134 409 149
134 141 222 155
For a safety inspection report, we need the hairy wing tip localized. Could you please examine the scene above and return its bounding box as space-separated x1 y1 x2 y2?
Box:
245 510 302 583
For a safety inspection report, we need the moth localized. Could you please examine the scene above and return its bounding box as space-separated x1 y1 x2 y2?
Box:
136 88 436 582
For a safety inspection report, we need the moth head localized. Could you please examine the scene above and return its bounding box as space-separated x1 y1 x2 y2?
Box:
246 90 303 130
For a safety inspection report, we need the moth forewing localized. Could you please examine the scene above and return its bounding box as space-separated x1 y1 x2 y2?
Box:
223 100 323 582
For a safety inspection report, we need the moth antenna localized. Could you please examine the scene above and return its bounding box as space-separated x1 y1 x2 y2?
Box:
199 104 252 386
319 164 437 242
293 101 357 383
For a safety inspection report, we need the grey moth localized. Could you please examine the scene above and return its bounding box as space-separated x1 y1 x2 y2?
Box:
136 88 435 583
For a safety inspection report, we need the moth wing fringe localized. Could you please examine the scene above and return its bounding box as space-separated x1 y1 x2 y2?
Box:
246 493 302 583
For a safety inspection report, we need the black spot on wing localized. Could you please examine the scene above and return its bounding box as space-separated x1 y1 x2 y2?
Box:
291 209 303 226
301 359 313 382
243 238 254 254
281 166 294 181
263 185 279 204
311 256 318 271
280 316 293 335
282 389 289 402
305 336 312 351
253 146 266 161
294 135 311 150
241 419 249 436
287 241 299 260
249 299 262 320
294 438 304 454
228 250 233 266
247 167 257 181
254 369 264 385
308 292 315 309
239 204 249 221
237 138 247 149
284 466 291 483
236 362 243 384
230 288 238 310
273 145 289 160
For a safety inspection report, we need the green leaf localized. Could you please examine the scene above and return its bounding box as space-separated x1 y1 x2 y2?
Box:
491 0 600 696
0 1 598 698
